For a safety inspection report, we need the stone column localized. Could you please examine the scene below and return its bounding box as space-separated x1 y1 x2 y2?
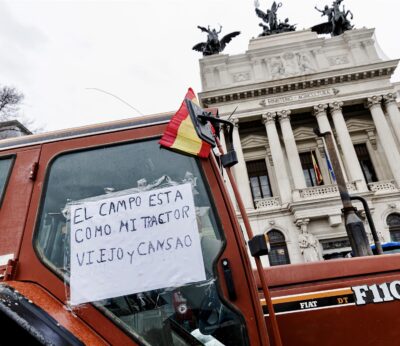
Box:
262 112 292 203
367 96 400 187
383 93 400 142
313 104 332 132
329 101 368 191
313 104 348 182
231 118 255 209
278 110 307 189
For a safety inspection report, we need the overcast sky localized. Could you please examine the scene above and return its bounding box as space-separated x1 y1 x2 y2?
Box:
0 0 399 131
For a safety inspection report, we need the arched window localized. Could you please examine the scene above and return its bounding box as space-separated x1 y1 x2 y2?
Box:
267 230 290 266
387 213 400 242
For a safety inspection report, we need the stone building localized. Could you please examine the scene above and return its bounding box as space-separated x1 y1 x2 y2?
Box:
198 28 400 266
0 120 31 140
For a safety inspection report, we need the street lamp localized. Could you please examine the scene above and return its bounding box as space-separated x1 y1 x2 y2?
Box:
314 129 372 257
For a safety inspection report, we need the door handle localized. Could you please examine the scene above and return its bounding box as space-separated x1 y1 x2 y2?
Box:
221 258 237 301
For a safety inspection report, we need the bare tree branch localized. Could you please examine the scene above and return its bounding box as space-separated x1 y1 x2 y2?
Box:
0 86 24 121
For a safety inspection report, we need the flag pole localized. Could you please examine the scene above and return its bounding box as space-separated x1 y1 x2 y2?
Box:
311 150 323 185
322 139 336 184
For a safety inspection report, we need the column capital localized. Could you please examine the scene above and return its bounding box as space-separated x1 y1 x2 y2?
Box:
329 101 344 113
277 110 291 122
367 95 383 109
313 104 328 117
262 112 277 125
232 117 240 127
295 218 310 231
383 93 397 105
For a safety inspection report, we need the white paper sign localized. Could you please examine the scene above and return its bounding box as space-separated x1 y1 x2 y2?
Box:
70 183 206 305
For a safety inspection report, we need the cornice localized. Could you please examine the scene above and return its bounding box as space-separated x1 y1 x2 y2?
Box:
216 84 395 121
245 38 325 59
199 59 399 107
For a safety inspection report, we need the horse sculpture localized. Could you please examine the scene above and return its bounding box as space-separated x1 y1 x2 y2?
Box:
312 0 353 36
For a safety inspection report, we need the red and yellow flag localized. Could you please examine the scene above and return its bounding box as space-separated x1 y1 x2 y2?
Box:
159 88 211 158
311 151 323 185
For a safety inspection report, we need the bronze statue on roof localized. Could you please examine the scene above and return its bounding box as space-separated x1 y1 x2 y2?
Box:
192 25 240 56
254 0 296 36
312 0 353 36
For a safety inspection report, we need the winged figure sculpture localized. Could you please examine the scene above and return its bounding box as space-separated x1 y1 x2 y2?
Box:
192 25 240 56
254 1 295 36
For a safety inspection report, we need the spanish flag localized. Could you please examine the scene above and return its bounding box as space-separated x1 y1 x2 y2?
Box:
311 151 323 185
159 88 212 158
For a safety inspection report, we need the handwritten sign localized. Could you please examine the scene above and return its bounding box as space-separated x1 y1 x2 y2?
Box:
70 183 206 305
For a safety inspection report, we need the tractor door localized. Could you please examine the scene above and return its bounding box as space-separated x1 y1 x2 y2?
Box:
0 146 40 279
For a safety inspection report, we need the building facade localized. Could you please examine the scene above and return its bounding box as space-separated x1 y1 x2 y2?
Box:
198 28 400 266
0 120 31 139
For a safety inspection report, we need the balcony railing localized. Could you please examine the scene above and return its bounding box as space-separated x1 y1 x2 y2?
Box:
253 181 398 207
368 180 398 193
254 196 281 209
295 182 357 201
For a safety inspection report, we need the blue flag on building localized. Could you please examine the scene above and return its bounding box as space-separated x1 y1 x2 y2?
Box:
324 148 336 183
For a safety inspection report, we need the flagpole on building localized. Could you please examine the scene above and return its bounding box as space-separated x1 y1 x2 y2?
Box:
322 140 337 184
311 150 323 185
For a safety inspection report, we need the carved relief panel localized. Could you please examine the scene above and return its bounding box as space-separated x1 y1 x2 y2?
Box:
268 51 316 79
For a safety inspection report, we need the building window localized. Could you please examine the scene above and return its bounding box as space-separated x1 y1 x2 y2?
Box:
246 160 272 202
299 152 321 187
0 156 14 207
354 143 377 184
320 237 351 260
267 230 290 266
387 213 400 241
